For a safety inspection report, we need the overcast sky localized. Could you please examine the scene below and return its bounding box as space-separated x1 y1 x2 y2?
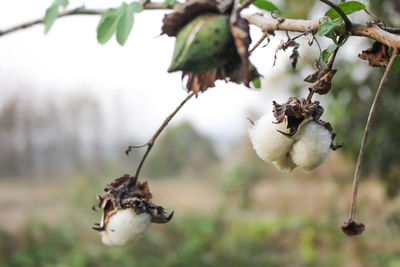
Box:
0 0 353 145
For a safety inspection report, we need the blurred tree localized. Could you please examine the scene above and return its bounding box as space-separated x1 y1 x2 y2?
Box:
144 121 218 178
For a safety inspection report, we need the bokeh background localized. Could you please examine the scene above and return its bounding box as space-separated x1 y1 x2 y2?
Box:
1 0 400 266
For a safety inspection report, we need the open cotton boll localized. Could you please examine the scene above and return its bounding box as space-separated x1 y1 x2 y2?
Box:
273 153 296 172
290 121 332 171
101 209 151 246
249 113 294 162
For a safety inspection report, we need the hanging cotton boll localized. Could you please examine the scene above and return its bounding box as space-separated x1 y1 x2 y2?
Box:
290 121 332 171
101 209 151 246
93 174 174 246
249 113 295 162
273 153 296 172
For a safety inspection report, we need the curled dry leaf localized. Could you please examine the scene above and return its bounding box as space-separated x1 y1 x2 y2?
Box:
162 0 258 94
305 58 337 95
310 68 337 95
304 61 321 83
359 41 390 68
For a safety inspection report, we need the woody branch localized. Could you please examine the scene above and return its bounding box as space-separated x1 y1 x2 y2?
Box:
1 5 400 50
242 14 400 49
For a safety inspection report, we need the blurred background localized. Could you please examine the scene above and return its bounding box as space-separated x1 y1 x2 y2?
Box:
1 0 400 266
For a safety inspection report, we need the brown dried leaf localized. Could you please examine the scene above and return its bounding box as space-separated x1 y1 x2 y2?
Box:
229 8 258 86
359 41 390 68
304 63 321 83
310 69 337 95
183 69 220 94
162 0 220 37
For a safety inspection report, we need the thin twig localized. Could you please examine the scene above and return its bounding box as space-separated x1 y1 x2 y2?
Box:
128 92 195 185
379 26 400 34
319 0 352 31
249 31 269 54
0 2 180 37
347 49 398 222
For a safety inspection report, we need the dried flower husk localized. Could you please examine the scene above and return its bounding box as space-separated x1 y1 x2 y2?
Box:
93 174 173 246
249 97 341 172
162 0 258 94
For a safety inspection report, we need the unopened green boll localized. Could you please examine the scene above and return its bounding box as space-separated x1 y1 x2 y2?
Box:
168 14 235 73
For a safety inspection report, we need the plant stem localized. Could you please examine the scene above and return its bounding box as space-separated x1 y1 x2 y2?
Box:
249 32 269 54
0 2 180 37
127 92 195 185
348 49 398 221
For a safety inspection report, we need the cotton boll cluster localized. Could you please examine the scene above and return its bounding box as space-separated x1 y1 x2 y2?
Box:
101 209 151 246
249 111 334 172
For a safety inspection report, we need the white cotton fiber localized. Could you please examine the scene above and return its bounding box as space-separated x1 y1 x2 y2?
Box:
249 113 294 162
101 209 151 246
272 153 296 172
290 121 332 171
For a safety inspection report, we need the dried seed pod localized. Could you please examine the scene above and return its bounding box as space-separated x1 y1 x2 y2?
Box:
93 174 173 246
290 121 332 171
249 113 294 162
168 14 235 73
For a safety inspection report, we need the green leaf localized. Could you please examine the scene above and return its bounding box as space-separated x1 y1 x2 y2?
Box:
391 55 400 72
129 2 144 13
44 4 59 34
252 0 279 12
59 0 68 8
322 44 338 63
163 0 177 7
97 8 123 44
358 0 369 7
325 1 366 20
44 0 69 34
116 3 135 46
318 17 342 37
252 77 261 89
